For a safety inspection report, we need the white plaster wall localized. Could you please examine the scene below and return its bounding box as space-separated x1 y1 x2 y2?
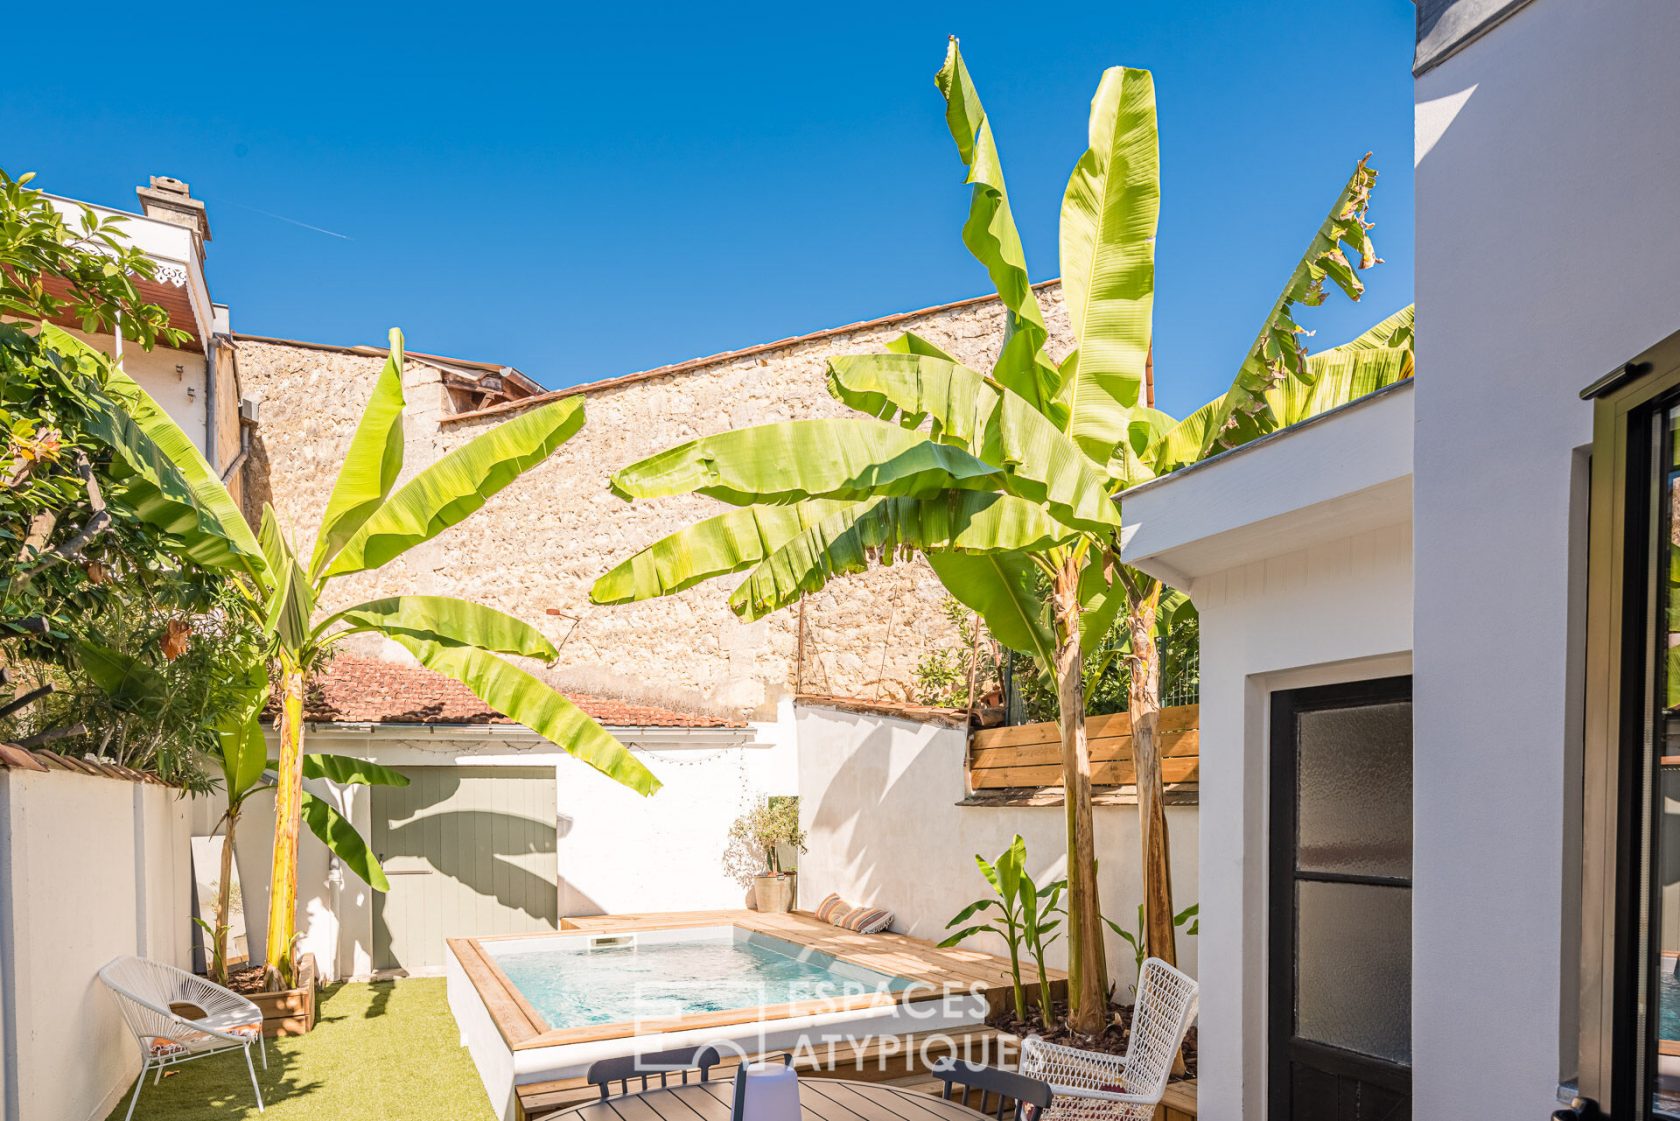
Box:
1413 2 1680 1114
230 725 787 982
0 770 195 1121
794 704 1199 993
56 325 211 458
1189 521 1412 1121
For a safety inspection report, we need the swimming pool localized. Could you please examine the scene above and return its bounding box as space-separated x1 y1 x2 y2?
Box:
493 928 912 1029
446 920 992 1121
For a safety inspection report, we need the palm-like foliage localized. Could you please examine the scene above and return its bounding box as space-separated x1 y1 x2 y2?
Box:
594 40 1410 1029
59 325 659 984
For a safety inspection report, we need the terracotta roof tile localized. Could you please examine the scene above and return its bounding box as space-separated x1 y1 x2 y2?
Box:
301 656 744 729
0 742 171 784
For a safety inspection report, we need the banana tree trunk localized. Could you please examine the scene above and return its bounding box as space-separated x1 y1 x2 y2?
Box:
1052 556 1108 1033
264 660 306 988
211 805 239 984
1127 583 1177 967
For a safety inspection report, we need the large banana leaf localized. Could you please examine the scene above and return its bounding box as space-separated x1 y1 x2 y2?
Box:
300 790 390 891
1145 304 1414 478
1105 407 1177 488
1056 66 1159 460
385 634 661 796
215 709 271 803
329 595 559 660
325 394 586 578
1323 303 1413 352
1076 551 1129 654
310 329 408 578
300 754 410 787
608 417 1003 505
993 391 1124 531
935 40 1061 418
1142 398 1216 477
258 506 314 654
44 327 268 583
1199 156 1380 456
885 331 961 362
1271 343 1410 428
729 493 1081 620
591 499 863 604
826 353 1000 453
928 551 1055 667
826 357 1122 532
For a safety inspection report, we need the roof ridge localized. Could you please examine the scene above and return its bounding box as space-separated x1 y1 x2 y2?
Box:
441 279 1063 425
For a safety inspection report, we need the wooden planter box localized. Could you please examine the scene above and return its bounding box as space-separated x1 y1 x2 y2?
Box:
249 952 317 1037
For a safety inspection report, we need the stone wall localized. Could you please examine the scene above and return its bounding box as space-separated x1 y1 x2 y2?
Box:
235 284 1071 720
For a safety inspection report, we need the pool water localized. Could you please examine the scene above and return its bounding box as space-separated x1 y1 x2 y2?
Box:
491 929 910 1030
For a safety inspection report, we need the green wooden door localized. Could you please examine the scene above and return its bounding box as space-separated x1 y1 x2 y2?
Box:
371 765 558 972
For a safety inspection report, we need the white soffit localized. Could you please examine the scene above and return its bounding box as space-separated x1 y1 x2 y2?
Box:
1120 380 1413 587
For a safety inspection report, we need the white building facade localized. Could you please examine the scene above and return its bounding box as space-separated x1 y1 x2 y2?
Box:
1122 2 1680 1117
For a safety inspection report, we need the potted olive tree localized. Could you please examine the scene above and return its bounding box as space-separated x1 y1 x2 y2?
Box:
725 797 807 912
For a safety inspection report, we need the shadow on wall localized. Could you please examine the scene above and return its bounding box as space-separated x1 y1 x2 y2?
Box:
239 427 273 523
806 718 961 914
801 708 1198 985
374 769 557 921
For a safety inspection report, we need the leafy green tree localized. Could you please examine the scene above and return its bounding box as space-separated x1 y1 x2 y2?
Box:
0 171 199 651
593 41 1410 1029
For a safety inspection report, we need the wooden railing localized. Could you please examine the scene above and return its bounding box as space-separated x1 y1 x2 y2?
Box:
966 704 1200 794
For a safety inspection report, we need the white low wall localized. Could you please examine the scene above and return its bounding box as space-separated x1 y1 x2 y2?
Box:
0 764 195 1121
794 702 1199 993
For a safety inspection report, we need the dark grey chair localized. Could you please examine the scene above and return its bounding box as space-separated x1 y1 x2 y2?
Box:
586 1045 723 1100
930 1058 1055 1121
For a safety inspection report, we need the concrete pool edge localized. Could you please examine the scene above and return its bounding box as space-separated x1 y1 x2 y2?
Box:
454 925 961 1051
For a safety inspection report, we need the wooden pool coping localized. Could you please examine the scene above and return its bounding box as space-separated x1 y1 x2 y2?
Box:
448 909 1065 1052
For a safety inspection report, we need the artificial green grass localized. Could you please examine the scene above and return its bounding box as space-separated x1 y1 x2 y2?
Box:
104 978 496 1121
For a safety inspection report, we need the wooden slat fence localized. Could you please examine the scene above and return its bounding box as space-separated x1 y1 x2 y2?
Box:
967 704 1199 792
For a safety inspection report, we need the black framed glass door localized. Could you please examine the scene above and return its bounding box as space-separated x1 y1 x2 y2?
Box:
1604 396 1680 1120
1269 677 1413 1121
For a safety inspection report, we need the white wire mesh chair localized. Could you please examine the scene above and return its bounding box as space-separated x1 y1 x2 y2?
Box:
1019 957 1198 1121
98 955 268 1120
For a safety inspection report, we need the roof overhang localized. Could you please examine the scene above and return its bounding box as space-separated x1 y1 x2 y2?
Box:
1120 380 1413 588
279 721 757 750
43 195 213 349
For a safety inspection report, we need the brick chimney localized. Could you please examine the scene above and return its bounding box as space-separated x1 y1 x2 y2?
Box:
135 175 211 244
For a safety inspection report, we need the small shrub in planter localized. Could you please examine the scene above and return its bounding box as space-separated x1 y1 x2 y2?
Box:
725 797 807 912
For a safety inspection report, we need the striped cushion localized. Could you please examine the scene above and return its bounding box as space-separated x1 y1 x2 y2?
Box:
835 906 894 934
814 893 848 923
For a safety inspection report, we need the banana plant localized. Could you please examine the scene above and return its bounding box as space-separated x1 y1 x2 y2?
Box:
593 41 1409 1030
74 640 410 981
1018 862 1066 1025
939 835 1032 1021
54 325 660 987
1103 901 1199 990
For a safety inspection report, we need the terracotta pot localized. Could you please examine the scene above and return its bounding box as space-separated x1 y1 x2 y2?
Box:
249 952 318 1037
752 874 796 913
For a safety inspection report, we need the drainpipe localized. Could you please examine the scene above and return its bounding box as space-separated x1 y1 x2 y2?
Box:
220 400 254 485
204 334 218 470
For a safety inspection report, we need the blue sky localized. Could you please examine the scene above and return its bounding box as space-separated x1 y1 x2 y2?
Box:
3 1 1416 418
